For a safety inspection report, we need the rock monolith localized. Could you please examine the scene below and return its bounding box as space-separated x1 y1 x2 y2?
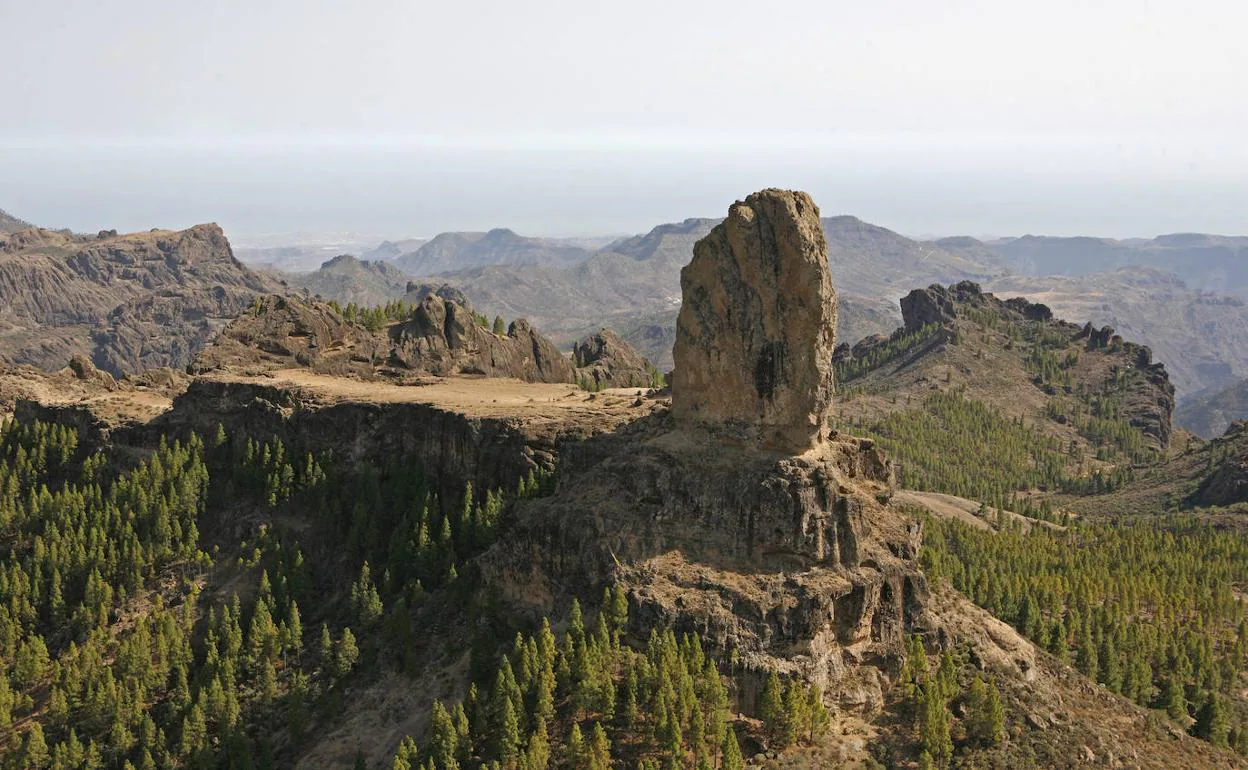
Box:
672 189 837 452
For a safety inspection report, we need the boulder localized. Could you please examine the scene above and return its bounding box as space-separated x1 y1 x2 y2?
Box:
66 354 117 390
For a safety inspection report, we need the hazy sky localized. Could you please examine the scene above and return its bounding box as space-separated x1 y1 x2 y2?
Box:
2 0 1246 239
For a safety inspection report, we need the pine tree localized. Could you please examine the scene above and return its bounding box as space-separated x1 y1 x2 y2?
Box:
1163 675 1187 720
721 728 745 770
587 722 611 770
320 623 335 674
901 635 929 700
806 685 830 742
495 695 521 765
918 684 953 766
23 720 50 769
965 677 1005 747
525 718 551 770
492 316 506 336
623 664 640 728
702 660 728 748
936 649 958 700
566 723 585 767
781 682 807 746
352 562 384 628
759 672 786 746
1193 692 1230 747
287 601 304 658
335 627 360 678
429 701 461 770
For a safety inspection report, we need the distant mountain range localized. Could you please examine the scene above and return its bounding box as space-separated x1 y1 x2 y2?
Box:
8 200 1248 412
393 228 596 275
274 216 1248 404
1176 377 1248 439
967 232 1248 295
385 216 1010 370
360 238 427 262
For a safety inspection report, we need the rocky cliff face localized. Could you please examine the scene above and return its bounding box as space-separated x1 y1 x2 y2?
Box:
149 379 561 506
191 293 576 383
673 189 838 452
0 223 281 375
481 189 927 712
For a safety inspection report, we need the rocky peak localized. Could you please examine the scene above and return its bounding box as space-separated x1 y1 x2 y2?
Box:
673 189 838 453
900 281 1055 333
573 328 654 390
403 282 472 311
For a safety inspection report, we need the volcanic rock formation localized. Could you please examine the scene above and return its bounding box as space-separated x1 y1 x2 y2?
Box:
483 190 926 710
673 189 837 452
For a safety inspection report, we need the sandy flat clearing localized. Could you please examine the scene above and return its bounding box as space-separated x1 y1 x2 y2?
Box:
208 368 665 427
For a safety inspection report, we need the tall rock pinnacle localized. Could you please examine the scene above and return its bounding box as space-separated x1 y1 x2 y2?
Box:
672 189 837 452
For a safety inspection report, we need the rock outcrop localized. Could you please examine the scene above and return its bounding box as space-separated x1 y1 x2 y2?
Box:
391 295 574 382
67 354 117 389
900 280 1053 334
1191 421 1248 507
573 329 655 390
673 189 837 452
867 281 1176 452
482 190 926 712
402 282 472 309
191 293 575 384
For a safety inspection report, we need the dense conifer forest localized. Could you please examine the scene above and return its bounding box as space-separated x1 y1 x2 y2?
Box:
922 514 1248 756
0 415 552 768
2 372 1246 767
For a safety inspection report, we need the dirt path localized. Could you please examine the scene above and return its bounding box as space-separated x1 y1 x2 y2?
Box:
894 489 1065 534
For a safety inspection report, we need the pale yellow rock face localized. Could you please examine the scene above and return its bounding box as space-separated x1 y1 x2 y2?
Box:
672 188 837 452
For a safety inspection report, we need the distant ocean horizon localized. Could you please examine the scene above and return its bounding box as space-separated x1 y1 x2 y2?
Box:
2 140 1244 242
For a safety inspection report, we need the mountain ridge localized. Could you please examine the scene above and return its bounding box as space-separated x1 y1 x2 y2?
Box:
395 227 594 275
0 222 283 375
